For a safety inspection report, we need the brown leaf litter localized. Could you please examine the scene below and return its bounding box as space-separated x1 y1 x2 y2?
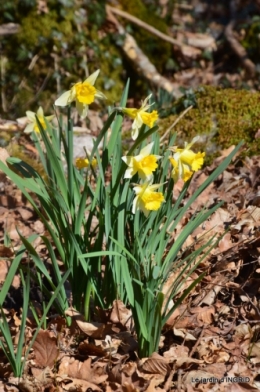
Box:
1 146 260 390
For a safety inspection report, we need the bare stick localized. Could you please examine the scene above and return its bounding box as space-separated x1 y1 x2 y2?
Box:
107 5 190 50
160 105 193 143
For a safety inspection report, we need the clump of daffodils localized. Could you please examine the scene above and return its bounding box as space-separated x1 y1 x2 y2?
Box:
168 136 205 182
55 69 106 119
24 106 54 134
119 94 158 140
120 104 205 216
30 69 205 218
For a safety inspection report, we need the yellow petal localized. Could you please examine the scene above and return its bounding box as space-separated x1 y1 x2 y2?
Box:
140 110 158 128
191 152 205 171
179 149 196 166
169 157 178 168
134 155 158 179
75 82 96 105
141 191 165 211
122 108 138 120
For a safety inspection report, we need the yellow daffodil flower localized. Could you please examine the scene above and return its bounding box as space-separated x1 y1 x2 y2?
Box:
24 106 54 134
120 94 158 140
168 136 205 182
75 157 97 170
55 69 106 119
132 181 165 217
121 142 161 180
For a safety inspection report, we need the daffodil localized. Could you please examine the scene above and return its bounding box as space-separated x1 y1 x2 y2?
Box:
121 142 161 180
75 157 97 170
132 181 165 217
55 69 106 119
24 106 54 134
120 94 158 140
168 136 205 182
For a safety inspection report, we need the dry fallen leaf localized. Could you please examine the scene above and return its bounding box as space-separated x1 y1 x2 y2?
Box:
110 299 133 330
32 329 59 368
138 352 170 376
59 357 107 384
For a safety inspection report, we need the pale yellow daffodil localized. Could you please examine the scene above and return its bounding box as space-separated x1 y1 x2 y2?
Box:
24 106 54 134
120 94 158 140
54 69 106 119
121 142 161 180
168 136 205 182
132 181 166 217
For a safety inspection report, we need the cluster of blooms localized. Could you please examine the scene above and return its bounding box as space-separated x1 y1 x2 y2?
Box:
24 69 205 216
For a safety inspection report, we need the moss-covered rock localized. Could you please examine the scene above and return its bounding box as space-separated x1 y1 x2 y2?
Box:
158 86 260 163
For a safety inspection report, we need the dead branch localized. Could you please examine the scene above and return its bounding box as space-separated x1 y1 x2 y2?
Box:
0 23 20 36
160 105 193 143
123 33 180 96
106 6 181 97
107 5 185 48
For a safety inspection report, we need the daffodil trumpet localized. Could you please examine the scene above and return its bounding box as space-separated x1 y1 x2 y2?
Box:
168 136 205 182
118 94 158 140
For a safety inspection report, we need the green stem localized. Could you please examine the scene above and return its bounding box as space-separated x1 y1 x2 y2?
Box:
67 105 74 212
84 281 93 321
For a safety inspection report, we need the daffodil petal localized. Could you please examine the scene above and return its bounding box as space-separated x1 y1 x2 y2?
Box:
122 156 134 166
24 123 35 134
124 167 136 178
142 94 152 107
85 69 100 85
132 195 138 214
191 152 205 171
26 111 36 121
95 90 107 100
76 100 88 119
37 106 44 117
131 127 139 141
55 90 72 107
139 142 154 157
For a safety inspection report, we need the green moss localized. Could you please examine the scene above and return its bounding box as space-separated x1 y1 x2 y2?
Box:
158 86 260 163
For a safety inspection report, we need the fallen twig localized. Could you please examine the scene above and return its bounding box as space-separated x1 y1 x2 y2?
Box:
0 23 20 36
107 5 186 49
160 105 193 143
106 6 181 97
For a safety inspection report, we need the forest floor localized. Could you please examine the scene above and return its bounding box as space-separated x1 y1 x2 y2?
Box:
1 138 260 391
